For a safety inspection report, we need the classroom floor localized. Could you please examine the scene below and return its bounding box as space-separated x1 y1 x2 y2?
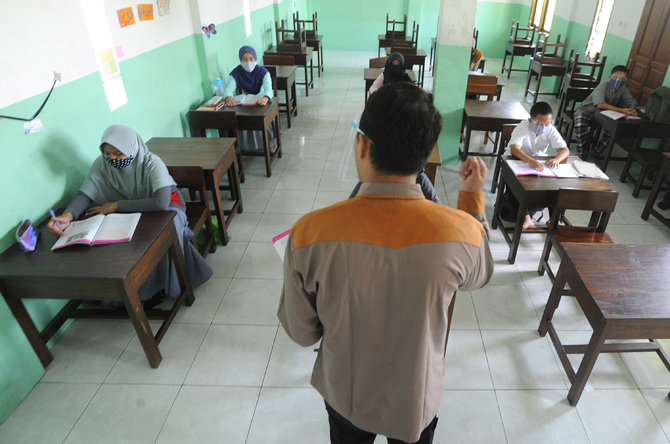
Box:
3 51 670 444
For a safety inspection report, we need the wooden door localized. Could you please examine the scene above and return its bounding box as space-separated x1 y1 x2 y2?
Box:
627 0 670 106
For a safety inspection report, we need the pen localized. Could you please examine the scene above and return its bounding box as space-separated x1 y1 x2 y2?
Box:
49 208 63 231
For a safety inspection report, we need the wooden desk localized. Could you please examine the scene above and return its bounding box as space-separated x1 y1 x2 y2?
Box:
642 152 670 229
0 212 194 369
264 46 314 96
147 137 243 246
586 110 645 172
384 47 427 88
524 57 567 104
491 156 613 263
364 68 417 101
538 244 670 405
266 64 298 128
378 34 412 57
234 100 283 177
502 41 536 79
424 145 442 185
461 100 529 160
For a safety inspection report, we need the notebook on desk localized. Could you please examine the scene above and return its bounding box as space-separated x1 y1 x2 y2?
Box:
52 213 141 250
600 110 641 121
507 159 609 180
233 94 262 106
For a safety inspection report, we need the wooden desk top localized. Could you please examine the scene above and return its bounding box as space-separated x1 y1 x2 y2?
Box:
265 46 313 57
503 156 613 192
378 34 411 42
0 212 176 281
231 99 279 117
563 243 670 319
147 137 235 170
593 109 647 130
384 48 427 57
364 68 417 82
265 65 297 78
427 145 442 166
464 100 529 120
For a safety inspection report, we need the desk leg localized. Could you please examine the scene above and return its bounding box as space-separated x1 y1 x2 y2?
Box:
231 156 244 213
168 221 195 307
642 169 665 220
123 281 162 368
461 123 472 161
533 72 542 104
538 262 568 336
316 47 322 77
4 296 53 368
491 179 505 230
508 53 515 79
501 51 508 74
508 200 526 264
310 59 314 89
208 172 229 245
284 85 292 129
275 112 283 159
320 45 324 73
524 68 533 99
263 124 272 177
568 324 610 406
600 131 617 172
304 64 309 96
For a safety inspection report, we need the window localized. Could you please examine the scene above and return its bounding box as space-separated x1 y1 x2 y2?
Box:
529 0 557 33
242 0 252 37
586 0 615 59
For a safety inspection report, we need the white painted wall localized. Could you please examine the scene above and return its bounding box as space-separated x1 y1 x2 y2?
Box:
553 0 644 40
439 0 478 45
0 0 278 109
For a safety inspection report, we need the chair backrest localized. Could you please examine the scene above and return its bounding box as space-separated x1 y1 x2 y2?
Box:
535 34 569 62
466 74 498 100
265 65 279 97
263 54 294 66
293 11 318 37
565 51 607 88
473 27 479 49
389 45 417 55
550 188 619 232
167 166 206 189
385 13 407 39
369 57 388 68
187 110 238 139
561 87 592 113
632 120 670 150
499 124 517 154
509 19 536 44
276 19 306 51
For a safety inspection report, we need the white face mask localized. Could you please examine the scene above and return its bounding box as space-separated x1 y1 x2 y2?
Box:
241 61 256 73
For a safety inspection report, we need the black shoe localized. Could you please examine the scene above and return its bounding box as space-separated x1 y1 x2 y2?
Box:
143 290 167 310
658 201 670 211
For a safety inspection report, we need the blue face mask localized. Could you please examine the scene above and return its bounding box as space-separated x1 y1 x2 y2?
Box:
529 121 546 136
105 155 134 169
609 79 624 90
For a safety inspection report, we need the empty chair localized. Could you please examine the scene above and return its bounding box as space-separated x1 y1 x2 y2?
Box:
555 87 593 145
620 121 670 197
537 188 618 291
524 34 569 104
501 20 537 78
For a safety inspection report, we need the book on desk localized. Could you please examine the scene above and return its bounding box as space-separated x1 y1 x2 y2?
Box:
197 96 225 111
232 94 263 106
51 213 141 250
507 159 609 180
600 110 641 121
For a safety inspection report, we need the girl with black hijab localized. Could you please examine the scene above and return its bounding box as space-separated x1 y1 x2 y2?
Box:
369 53 413 95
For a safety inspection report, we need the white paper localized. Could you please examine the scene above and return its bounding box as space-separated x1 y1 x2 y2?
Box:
52 215 105 250
272 229 291 262
233 94 261 105
93 213 141 243
600 110 626 120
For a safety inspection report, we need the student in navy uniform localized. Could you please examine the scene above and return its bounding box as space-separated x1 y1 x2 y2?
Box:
573 65 637 155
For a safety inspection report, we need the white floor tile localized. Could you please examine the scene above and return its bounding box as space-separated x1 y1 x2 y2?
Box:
435 390 506 444
265 189 317 214
443 330 493 389
263 327 317 388
226 212 262 242
64 384 179 444
173 277 231 324
214 278 282 325
251 213 302 243
640 389 670 440
204 241 248 278
155 386 259 444
235 242 283 279
471 282 539 330
450 291 479 330
185 324 276 386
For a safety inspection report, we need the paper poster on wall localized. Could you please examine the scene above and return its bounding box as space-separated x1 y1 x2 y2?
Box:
98 48 120 80
157 0 170 16
138 4 154 21
115 45 125 60
118 7 135 27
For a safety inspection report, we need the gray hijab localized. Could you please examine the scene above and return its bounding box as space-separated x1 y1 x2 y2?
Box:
79 124 175 204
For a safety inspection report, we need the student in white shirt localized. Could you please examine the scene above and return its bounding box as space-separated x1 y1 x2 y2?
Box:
509 101 569 229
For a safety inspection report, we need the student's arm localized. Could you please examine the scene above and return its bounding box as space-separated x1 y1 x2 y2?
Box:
277 234 323 346
593 83 635 114
258 72 273 99
223 75 237 106
48 192 93 235
369 73 384 94
456 157 494 289
510 145 544 171
546 128 570 168
621 87 638 115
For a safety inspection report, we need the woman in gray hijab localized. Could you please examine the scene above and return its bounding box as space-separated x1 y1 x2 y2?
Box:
48 124 213 306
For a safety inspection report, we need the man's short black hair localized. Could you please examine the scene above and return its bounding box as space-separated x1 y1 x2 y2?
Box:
611 65 629 75
358 83 443 176
530 101 553 118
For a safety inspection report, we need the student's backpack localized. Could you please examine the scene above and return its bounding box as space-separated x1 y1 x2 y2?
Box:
646 86 670 123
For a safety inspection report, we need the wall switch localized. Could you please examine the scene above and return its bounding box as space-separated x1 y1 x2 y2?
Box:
23 119 45 134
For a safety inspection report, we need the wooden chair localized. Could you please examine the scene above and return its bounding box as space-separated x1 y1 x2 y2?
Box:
167 166 215 257
563 51 607 90
524 34 569 104
369 57 388 68
187 110 245 183
263 56 297 128
555 87 593 145
501 20 537 78
537 189 618 290
390 21 418 49
491 124 517 193
276 19 306 52
293 11 323 76
466 74 498 100
385 13 407 40
473 28 479 49
620 121 670 197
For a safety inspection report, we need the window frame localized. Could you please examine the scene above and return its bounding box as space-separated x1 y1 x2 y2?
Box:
585 0 615 59
529 0 556 33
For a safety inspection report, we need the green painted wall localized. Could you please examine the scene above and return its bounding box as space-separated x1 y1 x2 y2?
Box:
475 2 525 59
433 44 471 164
0 3 279 424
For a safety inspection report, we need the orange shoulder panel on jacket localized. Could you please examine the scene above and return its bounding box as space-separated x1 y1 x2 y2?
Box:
291 197 484 250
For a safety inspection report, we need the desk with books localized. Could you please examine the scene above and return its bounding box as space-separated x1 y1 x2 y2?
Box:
147 137 243 246
491 156 613 263
585 109 646 172
0 212 194 369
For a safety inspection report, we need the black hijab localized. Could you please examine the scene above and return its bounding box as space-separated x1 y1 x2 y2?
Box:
383 52 412 85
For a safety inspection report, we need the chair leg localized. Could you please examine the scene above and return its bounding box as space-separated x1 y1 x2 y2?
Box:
491 156 503 193
633 164 648 198
537 233 553 277
620 152 634 183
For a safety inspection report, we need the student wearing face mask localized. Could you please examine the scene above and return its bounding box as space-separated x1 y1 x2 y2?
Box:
508 101 569 229
369 52 413 95
223 46 277 151
48 124 213 306
573 65 637 156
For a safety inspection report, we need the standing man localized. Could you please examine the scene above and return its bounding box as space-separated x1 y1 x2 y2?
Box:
278 83 494 444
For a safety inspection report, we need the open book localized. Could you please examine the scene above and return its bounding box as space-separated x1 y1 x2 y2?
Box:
272 229 291 262
600 110 641 121
507 159 609 180
233 94 262 106
52 213 141 250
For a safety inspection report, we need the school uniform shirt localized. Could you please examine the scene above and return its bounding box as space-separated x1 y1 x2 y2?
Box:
278 183 494 443
222 72 273 99
509 119 567 157
576 81 637 117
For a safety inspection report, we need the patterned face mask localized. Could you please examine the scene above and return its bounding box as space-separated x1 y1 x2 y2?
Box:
105 155 134 169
